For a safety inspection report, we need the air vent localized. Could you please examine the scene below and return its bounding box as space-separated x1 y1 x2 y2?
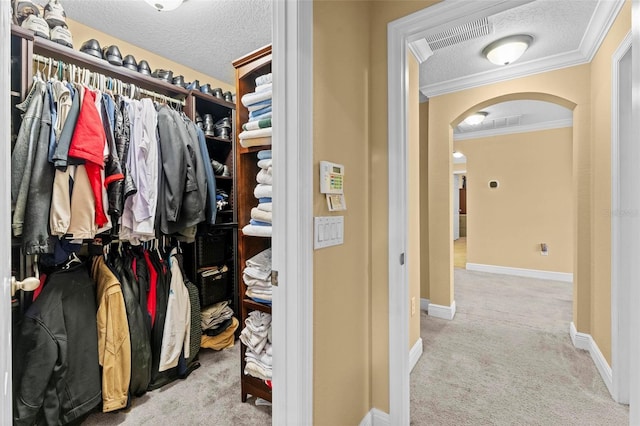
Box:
457 114 523 133
426 17 492 51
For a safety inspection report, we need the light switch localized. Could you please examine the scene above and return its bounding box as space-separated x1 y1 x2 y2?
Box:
314 216 344 249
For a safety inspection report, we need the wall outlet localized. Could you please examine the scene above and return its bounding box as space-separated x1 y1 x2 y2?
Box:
540 243 549 256
411 297 416 316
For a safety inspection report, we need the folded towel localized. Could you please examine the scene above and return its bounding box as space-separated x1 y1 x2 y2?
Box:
257 149 272 160
247 310 272 327
251 207 272 224
243 273 271 287
257 202 272 212
241 88 272 108
250 219 271 227
243 119 272 132
257 159 272 170
242 224 272 237
244 360 271 381
247 98 272 112
258 197 272 204
239 127 273 140
256 168 272 185
256 83 272 92
239 136 271 148
248 111 272 122
249 105 272 120
254 184 272 199
246 247 272 268
255 73 272 87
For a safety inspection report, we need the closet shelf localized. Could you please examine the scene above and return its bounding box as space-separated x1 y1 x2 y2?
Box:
190 90 235 110
14 25 189 99
240 369 272 402
242 298 272 314
215 175 233 181
238 145 272 156
206 135 233 144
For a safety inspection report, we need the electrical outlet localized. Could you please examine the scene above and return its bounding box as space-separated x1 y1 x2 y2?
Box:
411 297 416 316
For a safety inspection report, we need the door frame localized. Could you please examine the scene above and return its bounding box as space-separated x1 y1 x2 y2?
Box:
610 31 632 406
0 2 315 424
1 0 13 422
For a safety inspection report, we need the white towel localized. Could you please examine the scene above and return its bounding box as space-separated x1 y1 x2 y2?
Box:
255 83 272 92
256 168 272 185
257 159 272 170
251 207 272 224
241 89 272 108
254 184 272 199
257 202 272 212
239 136 271 148
239 127 273 140
243 224 272 237
255 73 272 87
244 360 271 380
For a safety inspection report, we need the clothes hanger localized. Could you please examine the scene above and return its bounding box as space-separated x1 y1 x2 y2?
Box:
62 252 82 270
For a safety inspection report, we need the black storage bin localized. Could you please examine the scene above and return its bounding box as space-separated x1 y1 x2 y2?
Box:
198 268 230 307
196 231 227 266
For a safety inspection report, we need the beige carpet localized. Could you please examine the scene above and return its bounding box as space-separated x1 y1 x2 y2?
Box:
411 269 629 425
82 342 271 425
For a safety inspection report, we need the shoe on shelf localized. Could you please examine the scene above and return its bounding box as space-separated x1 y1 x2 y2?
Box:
44 0 66 28
223 91 233 103
102 45 123 66
138 60 152 76
50 26 72 48
203 114 215 137
152 68 173 83
211 159 225 175
172 75 186 88
212 87 224 99
13 1 39 25
80 39 102 59
200 84 212 95
122 54 138 71
195 112 204 130
21 15 50 40
214 116 231 140
186 80 200 91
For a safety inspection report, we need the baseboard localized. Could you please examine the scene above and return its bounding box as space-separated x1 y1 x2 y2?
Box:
466 263 573 282
409 337 423 372
359 408 390 426
420 298 430 311
427 300 456 320
569 322 613 396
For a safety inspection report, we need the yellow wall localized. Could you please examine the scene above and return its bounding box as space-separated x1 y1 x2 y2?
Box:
408 53 421 348
313 1 371 424
419 102 430 301
589 0 631 365
369 0 440 412
456 127 573 273
66 19 233 92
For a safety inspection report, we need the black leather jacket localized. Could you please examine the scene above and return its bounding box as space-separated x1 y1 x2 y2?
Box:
13 263 102 425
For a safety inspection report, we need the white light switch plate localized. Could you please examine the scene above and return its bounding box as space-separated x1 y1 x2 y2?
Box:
314 216 344 249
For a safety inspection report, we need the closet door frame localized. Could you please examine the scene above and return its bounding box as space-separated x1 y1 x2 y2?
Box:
272 0 314 425
1 1 13 422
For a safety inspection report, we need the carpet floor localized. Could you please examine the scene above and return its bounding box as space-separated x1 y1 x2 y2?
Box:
82 342 272 425
411 269 629 425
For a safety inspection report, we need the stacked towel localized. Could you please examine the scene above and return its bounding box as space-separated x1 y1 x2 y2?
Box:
201 300 234 335
243 248 272 304
240 311 272 380
242 150 273 238
240 73 273 148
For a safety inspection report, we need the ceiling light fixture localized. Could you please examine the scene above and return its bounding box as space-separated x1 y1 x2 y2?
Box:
463 111 488 126
144 0 184 12
452 151 464 159
482 34 533 66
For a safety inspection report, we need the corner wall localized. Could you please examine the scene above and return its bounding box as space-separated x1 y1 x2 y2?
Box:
313 1 372 424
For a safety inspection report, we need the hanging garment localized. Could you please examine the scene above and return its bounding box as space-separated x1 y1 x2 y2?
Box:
159 248 191 372
13 263 101 425
91 256 131 413
100 93 125 225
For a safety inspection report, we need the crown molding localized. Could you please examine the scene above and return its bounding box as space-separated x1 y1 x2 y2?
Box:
421 0 625 98
453 118 573 141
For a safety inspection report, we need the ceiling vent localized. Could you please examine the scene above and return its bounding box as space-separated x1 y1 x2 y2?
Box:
426 17 492 51
457 114 523 133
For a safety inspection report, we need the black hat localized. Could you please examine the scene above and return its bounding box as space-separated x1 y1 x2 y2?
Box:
122 54 138 71
80 39 102 59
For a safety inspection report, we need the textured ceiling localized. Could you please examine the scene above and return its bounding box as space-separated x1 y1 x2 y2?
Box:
422 0 598 87
58 0 272 86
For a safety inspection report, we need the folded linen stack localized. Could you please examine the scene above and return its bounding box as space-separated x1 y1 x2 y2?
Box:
239 73 272 148
243 248 272 304
240 310 272 381
242 150 273 237
199 301 239 350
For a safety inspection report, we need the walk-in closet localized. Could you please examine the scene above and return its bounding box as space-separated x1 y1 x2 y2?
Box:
7 1 274 424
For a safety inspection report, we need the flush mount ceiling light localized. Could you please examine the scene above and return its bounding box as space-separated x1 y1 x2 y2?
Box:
463 111 488 126
452 151 464 159
145 0 184 11
482 34 533 66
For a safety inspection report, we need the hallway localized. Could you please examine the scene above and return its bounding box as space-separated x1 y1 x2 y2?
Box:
410 269 628 425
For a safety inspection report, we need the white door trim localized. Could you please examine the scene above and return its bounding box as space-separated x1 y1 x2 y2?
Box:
387 2 536 423
272 0 314 424
629 3 640 423
610 31 631 405
1 1 13 422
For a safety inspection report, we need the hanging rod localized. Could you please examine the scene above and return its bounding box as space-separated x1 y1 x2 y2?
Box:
32 53 186 106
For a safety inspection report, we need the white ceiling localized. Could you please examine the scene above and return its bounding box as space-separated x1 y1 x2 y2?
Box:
54 0 622 138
